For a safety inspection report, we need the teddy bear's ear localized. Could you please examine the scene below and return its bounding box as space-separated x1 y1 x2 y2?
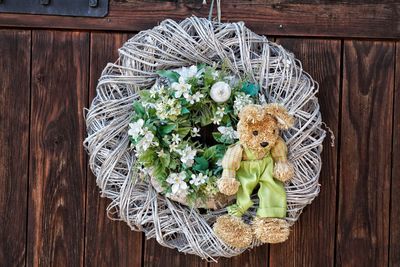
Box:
264 103 294 130
238 104 265 123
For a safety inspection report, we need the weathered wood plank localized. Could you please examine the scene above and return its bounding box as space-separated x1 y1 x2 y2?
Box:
85 32 143 267
269 38 341 267
28 30 89 267
211 245 267 267
143 238 207 267
337 40 394 266
0 30 31 267
389 41 400 267
0 1 398 39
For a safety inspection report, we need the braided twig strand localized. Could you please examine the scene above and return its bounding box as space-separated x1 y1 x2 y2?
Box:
84 17 326 261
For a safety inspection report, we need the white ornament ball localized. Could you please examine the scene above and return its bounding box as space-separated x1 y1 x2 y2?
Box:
210 81 231 103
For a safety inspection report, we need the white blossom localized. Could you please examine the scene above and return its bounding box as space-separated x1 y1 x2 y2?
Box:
189 173 208 186
178 145 197 167
175 65 203 81
210 81 231 103
212 70 219 79
212 106 225 125
136 129 158 152
216 158 223 167
187 91 204 104
191 127 201 137
233 93 253 115
171 133 181 144
128 119 144 139
212 117 222 125
216 106 225 117
169 143 179 152
218 126 239 140
166 172 188 194
171 77 191 98
157 149 166 157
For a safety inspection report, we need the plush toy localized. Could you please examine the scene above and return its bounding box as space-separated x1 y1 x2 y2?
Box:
213 103 295 248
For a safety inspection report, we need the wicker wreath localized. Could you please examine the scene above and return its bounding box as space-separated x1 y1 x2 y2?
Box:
84 16 326 261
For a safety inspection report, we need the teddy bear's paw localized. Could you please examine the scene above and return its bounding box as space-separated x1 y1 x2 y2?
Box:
213 215 253 248
273 161 295 182
217 178 240 196
252 217 290 244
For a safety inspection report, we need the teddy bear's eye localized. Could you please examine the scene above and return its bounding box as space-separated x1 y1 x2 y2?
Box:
253 131 258 136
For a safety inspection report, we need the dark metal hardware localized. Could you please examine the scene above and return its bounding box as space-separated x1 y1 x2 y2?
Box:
0 0 108 17
40 0 50 6
89 0 98 8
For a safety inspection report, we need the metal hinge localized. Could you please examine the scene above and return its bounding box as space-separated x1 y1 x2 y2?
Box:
0 0 108 17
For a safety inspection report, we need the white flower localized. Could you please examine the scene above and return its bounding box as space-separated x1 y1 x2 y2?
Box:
212 70 219 79
212 117 222 125
216 106 225 117
186 91 204 104
233 93 253 115
175 65 203 81
172 77 191 98
224 75 239 86
218 126 239 140
137 129 158 151
212 106 225 125
166 172 188 194
210 81 231 103
178 145 197 167
169 143 179 152
157 149 166 157
216 158 223 167
128 119 144 139
192 91 204 103
191 127 201 137
149 84 158 98
190 173 208 186
171 133 181 144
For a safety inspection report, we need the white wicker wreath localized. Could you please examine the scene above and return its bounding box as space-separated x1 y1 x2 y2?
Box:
84 16 326 261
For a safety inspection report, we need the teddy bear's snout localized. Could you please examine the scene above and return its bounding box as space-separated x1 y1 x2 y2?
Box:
260 141 269 147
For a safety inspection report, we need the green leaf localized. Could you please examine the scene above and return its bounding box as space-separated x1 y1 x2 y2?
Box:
212 132 223 143
212 132 235 145
159 123 176 135
138 149 156 166
160 152 171 167
181 107 190 114
133 101 145 117
153 160 167 181
176 127 191 137
139 90 151 100
199 105 213 126
193 157 209 172
156 70 180 83
203 145 226 160
241 82 259 96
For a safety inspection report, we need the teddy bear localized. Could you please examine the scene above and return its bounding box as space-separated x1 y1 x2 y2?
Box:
213 103 295 248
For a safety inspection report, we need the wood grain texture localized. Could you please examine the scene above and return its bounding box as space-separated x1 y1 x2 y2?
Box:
269 38 341 267
0 30 31 267
337 40 394 267
143 238 207 267
210 245 268 267
0 1 398 39
389 42 400 267
28 30 89 267
85 32 143 267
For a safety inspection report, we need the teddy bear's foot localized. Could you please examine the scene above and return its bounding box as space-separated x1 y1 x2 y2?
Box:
252 217 290 244
213 215 253 248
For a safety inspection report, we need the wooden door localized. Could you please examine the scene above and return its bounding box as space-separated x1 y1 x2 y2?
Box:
0 1 399 266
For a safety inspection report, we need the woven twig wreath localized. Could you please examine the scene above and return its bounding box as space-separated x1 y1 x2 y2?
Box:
84 16 326 261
